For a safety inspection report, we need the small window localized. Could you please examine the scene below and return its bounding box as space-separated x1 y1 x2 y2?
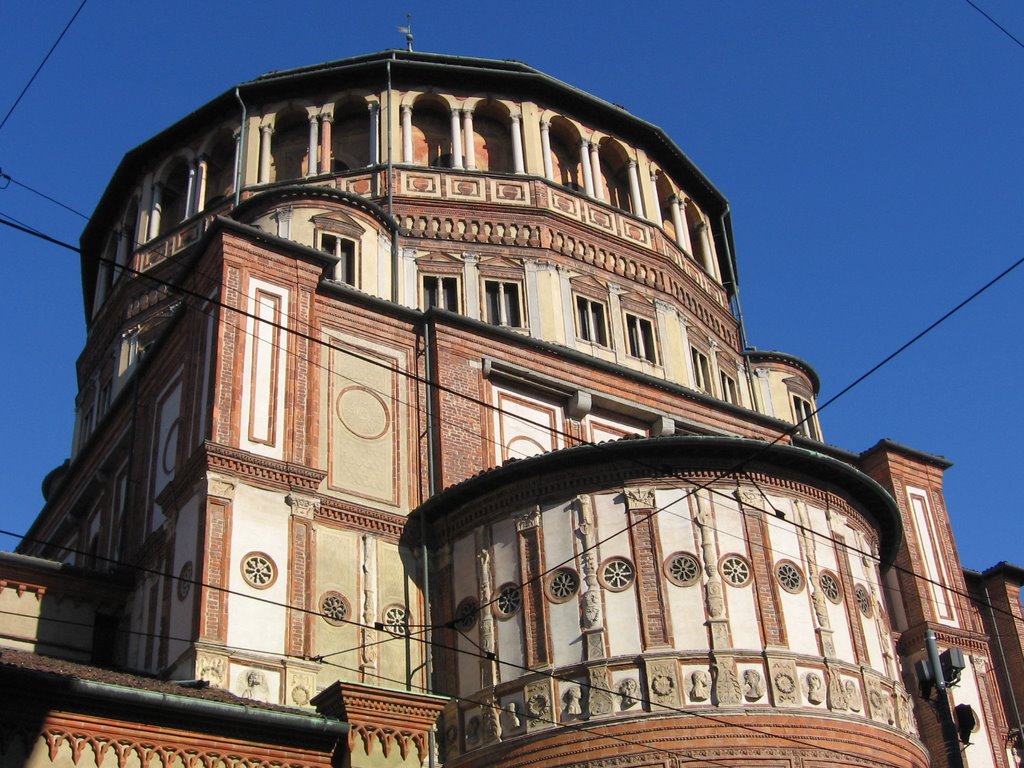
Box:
625 314 657 363
484 280 523 328
719 371 738 405
495 584 523 617
241 552 277 589
423 275 460 311
720 554 752 587
320 591 351 625
690 348 712 394
665 553 701 587
383 604 410 636
576 295 608 346
792 395 819 440
319 233 357 286
547 568 580 602
98 380 112 417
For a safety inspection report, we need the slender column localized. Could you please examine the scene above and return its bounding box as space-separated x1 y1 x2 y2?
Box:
184 163 197 218
307 115 319 176
258 124 273 183
580 140 594 196
649 173 663 225
368 102 380 165
462 110 475 170
627 159 643 216
590 142 603 201
674 196 691 252
401 105 413 163
194 156 208 214
114 225 130 280
539 120 553 180
450 109 463 169
510 115 525 174
147 183 163 240
320 115 332 173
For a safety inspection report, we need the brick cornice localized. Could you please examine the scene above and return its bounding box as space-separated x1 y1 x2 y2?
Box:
204 441 326 491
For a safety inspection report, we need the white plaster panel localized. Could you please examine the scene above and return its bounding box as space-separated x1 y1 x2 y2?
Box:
239 278 289 459
313 527 359 687
229 663 281 704
776 577 819 656
493 385 562 464
495 611 525 683
226 484 289 654
711 492 745 558
907 486 958 626
953 661 997 768
593 492 629 560
764 499 802 565
453 533 480 697
491 518 518 586
152 376 182 532
549 598 583 667
604 587 642 656
197 302 215 447
167 493 200 668
541 500 574 568
654 488 697 555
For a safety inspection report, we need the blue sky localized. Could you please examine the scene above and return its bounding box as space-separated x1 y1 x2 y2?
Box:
2 1 1021 571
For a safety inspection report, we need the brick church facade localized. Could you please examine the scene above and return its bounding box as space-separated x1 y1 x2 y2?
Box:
3 51 1022 768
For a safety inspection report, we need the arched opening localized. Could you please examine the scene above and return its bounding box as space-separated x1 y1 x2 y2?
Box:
599 139 632 213
471 101 512 174
271 110 310 181
158 157 190 236
332 98 371 171
412 97 451 168
685 201 711 271
205 130 236 203
549 117 582 191
656 172 677 239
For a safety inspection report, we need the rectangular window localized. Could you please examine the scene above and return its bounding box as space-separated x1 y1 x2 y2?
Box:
719 371 738 405
484 280 523 327
576 295 608 345
98 380 112 416
320 233 356 286
691 348 712 393
625 314 657 363
792 395 819 440
423 275 460 311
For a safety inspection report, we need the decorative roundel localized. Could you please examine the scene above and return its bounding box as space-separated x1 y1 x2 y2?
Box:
241 552 277 589
495 584 523 617
665 552 701 587
177 561 193 601
819 571 843 603
600 558 636 591
320 591 351 625
855 584 872 617
454 597 479 630
775 560 804 594
547 568 580 602
720 554 752 587
383 604 409 636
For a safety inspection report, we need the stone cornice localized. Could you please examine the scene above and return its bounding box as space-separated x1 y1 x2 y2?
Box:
204 441 326 491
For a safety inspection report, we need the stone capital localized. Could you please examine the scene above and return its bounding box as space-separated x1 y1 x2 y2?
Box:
286 492 321 518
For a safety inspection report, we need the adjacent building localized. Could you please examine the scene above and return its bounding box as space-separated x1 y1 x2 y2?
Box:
3 50 1021 768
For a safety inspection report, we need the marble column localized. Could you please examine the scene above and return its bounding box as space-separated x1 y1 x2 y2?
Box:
539 120 553 181
450 109 463 169
627 159 643 215
462 109 475 170
401 105 413 163
580 140 594 196
368 102 380 165
649 173 663 226
258 124 273 183
590 142 603 201
184 163 197 218
307 115 319 175
511 115 525 174
194 156 208 214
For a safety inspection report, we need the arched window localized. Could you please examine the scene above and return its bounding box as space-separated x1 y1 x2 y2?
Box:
471 101 513 173
685 201 711 271
548 117 582 191
158 158 190 237
411 98 451 168
205 130 236 203
598 140 632 213
271 111 310 181
331 99 371 171
656 172 677 239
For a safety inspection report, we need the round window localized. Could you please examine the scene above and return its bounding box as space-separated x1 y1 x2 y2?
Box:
547 569 580 602
241 552 277 589
320 591 351 625
600 558 635 591
855 584 872 617
720 555 752 587
454 597 479 630
495 584 523 617
775 560 804 594
665 552 701 587
383 604 409 636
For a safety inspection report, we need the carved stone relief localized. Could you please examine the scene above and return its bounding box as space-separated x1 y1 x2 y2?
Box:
481 697 500 744
803 672 825 705
646 659 682 709
713 657 743 706
617 678 641 709
285 492 320 518
501 699 524 734
767 658 800 706
525 680 553 733
562 685 583 717
844 679 863 712
866 680 895 725
587 666 614 717
742 669 765 701
826 666 848 711
688 669 711 702
205 473 237 500
196 651 227 687
624 486 656 510
514 505 540 531
360 534 378 674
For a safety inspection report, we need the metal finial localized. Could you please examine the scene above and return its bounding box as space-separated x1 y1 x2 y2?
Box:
397 14 413 52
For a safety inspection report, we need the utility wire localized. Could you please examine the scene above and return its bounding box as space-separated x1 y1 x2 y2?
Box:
963 0 1024 51
0 169 90 219
0 0 91 135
